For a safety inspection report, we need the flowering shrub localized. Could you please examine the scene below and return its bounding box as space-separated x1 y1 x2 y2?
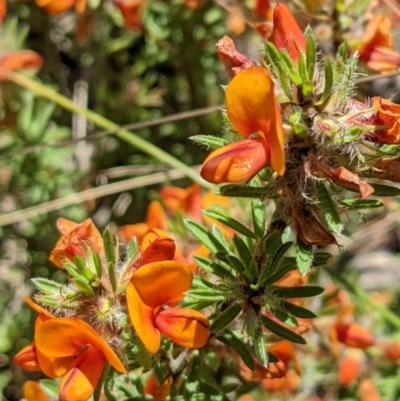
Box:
5 1 400 401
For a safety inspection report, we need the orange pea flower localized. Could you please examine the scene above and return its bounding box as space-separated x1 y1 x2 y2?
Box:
119 200 167 243
127 261 210 353
369 97 400 144
253 0 272 19
0 0 6 21
13 296 55 372
23 381 50 401
159 183 202 220
49 218 104 268
201 66 285 183
114 0 144 32
358 15 400 73
338 349 363 386
36 0 86 15
0 50 43 80
271 4 306 62
35 317 127 401
144 373 173 401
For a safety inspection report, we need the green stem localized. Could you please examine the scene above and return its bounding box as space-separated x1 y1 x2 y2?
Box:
5 70 213 188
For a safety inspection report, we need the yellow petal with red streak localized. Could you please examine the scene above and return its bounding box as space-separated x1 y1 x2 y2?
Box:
132 261 192 308
127 282 161 354
155 308 210 348
225 66 285 175
35 318 126 373
201 138 270 183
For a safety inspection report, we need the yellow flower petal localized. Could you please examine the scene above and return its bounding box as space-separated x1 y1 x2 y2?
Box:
23 381 50 401
127 282 161 354
132 261 192 308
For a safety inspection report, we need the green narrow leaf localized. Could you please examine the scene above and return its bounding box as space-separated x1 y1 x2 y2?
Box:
184 219 225 253
312 252 332 267
341 199 384 209
103 227 118 292
31 278 62 295
259 241 293 286
283 301 317 319
232 235 252 265
274 309 298 327
188 289 227 301
218 185 267 198
260 315 306 344
272 285 324 298
306 31 316 82
218 330 255 371
64 261 88 281
316 182 343 234
252 199 266 238
263 257 297 285
192 256 235 280
211 302 242 332
190 135 230 149
74 277 95 296
296 238 313 274
280 51 303 85
253 320 268 367
92 251 103 279
126 238 139 261
346 183 400 197
74 255 93 281
298 52 308 82
265 42 283 75
192 276 214 289
318 59 334 104
212 224 229 249
203 210 257 239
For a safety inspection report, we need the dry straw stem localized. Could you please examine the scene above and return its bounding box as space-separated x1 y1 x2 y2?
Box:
0 168 191 227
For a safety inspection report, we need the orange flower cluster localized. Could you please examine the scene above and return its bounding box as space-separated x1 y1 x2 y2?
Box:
14 216 210 401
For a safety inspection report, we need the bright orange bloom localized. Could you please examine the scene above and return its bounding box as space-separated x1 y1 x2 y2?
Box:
36 0 86 15
127 261 210 353
338 349 363 386
114 0 144 32
35 317 127 401
253 0 272 19
144 373 173 401
369 97 400 144
358 15 400 73
0 50 43 80
271 4 306 62
333 322 374 349
119 200 167 243
23 381 50 401
201 66 285 183
49 218 104 268
0 0 6 21
358 378 382 401
159 183 202 220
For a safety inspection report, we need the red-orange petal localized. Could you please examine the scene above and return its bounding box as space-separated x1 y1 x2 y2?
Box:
201 138 270 183
127 282 161 354
146 200 167 230
13 343 42 371
132 261 192 308
36 0 75 15
141 237 176 265
35 318 126 373
225 66 285 175
271 4 306 61
59 346 105 401
155 307 210 348
23 381 50 401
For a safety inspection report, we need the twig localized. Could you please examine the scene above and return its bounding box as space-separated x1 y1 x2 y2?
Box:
0 168 194 227
355 70 400 84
